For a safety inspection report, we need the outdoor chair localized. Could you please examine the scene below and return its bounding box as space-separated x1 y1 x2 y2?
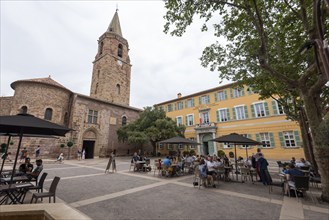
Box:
214 166 225 185
310 175 321 188
240 167 252 183
29 172 48 193
277 161 285 173
30 176 60 203
288 176 313 202
129 161 136 172
193 169 206 189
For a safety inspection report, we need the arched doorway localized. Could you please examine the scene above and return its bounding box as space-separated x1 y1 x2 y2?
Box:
202 134 215 156
82 130 97 159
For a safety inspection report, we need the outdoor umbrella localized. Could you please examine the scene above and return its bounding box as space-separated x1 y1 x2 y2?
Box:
0 113 71 182
158 136 200 145
210 133 262 181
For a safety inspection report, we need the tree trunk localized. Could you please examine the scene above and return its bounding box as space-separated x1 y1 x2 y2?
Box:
298 108 318 174
301 91 329 202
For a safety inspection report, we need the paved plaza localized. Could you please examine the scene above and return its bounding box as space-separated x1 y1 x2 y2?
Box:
4 157 329 219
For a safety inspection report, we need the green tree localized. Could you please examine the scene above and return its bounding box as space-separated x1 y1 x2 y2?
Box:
117 106 186 155
164 0 329 201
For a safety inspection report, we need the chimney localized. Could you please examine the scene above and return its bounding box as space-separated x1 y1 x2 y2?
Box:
177 93 182 98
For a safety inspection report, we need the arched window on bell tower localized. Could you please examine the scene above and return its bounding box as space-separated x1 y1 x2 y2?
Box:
118 44 123 58
99 41 104 55
44 108 53 120
116 84 120 95
122 116 127 126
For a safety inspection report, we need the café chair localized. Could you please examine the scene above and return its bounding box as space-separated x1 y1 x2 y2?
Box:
29 172 48 193
288 176 313 202
30 176 60 203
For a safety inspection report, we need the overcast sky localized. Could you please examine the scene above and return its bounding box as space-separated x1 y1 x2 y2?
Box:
1 1 228 109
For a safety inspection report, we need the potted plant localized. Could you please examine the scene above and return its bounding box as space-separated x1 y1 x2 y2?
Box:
67 141 74 160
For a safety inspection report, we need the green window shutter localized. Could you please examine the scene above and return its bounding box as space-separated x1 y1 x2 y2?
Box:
185 116 188 126
224 90 228 100
247 134 252 139
269 133 275 147
207 95 210 104
256 133 261 142
233 107 236 120
264 102 270 116
173 103 176 111
230 88 233 99
185 100 188 108
294 131 302 146
216 110 220 122
250 104 255 118
214 93 218 102
241 88 245 96
226 108 230 121
220 143 224 149
272 100 278 115
198 96 201 105
244 106 249 119
278 132 285 147
192 98 195 107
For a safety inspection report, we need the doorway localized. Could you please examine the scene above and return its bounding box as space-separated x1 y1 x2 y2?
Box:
83 140 95 159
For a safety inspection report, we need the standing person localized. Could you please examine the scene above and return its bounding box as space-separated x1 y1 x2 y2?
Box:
77 149 82 160
105 151 113 174
82 149 86 160
111 149 117 173
26 159 43 181
35 145 41 159
258 153 272 185
255 148 263 181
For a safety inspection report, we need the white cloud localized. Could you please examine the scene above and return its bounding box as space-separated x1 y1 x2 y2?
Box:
1 1 226 108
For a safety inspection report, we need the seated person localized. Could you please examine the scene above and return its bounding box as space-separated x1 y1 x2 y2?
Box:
131 152 139 163
163 156 171 168
199 159 215 188
19 157 33 174
295 158 311 168
214 158 223 168
290 157 296 165
206 156 217 187
244 156 252 168
26 159 43 181
283 163 304 195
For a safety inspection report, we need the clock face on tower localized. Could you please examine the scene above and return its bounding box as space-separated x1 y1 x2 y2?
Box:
117 60 122 66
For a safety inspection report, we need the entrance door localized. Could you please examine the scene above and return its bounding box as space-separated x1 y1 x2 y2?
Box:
83 141 95 159
202 142 209 155
202 134 215 156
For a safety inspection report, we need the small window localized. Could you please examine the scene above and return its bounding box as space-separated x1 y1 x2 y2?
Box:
99 41 104 55
176 116 183 126
168 144 173 150
88 110 98 124
116 84 120 95
44 108 53 120
178 144 184 150
21 106 28 114
122 116 127 126
118 44 123 58
159 143 164 149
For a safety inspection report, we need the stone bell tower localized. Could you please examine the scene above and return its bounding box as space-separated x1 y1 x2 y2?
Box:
90 10 131 105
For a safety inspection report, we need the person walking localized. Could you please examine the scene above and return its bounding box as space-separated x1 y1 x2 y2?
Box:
82 149 86 160
105 151 113 174
77 149 82 160
112 149 117 173
35 145 41 159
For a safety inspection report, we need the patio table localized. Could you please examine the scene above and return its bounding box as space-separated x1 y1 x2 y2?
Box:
0 182 33 204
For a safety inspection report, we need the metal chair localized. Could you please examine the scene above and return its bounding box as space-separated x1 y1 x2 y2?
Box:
288 176 313 202
240 167 251 183
30 176 60 203
129 161 136 172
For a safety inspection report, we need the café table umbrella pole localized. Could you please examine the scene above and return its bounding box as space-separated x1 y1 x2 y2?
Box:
10 130 24 183
234 144 238 181
0 135 12 175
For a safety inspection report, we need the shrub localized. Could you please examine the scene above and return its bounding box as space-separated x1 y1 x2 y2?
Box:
67 141 74 147
190 149 196 155
218 150 225 157
1 143 6 153
229 151 234 158
60 143 65 148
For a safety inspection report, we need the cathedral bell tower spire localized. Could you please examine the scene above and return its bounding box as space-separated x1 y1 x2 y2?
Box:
89 10 131 106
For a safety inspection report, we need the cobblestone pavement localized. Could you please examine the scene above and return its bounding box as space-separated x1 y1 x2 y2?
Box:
6 157 329 220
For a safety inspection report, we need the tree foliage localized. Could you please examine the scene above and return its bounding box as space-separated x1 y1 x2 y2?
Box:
117 106 186 154
164 0 329 201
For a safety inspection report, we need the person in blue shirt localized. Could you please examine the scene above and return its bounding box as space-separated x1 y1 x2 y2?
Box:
163 156 171 168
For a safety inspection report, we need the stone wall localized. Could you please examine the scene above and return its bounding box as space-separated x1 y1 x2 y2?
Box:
0 96 13 115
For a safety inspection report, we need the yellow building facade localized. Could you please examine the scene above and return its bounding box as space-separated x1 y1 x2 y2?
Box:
155 83 305 160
